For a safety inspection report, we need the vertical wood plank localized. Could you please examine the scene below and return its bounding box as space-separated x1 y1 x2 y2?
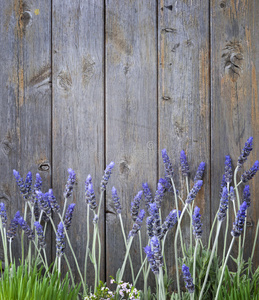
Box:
0 0 52 263
158 0 210 288
52 0 105 285
211 0 259 267
105 0 157 287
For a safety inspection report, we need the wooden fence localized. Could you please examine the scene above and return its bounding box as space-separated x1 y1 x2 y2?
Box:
0 0 258 289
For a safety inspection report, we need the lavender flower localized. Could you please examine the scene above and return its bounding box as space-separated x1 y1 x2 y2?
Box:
36 191 51 217
85 174 92 203
243 185 251 207
24 171 32 198
219 173 227 197
48 189 60 213
149 203 162 239
192 206 202 239
0 203 7 227
56 222 65 257
34 199 40 221
161 209 180 238
111 187 122 214
64 168 76 198
151 236 163 271
186 180 203 204
146 216 154 238
88 183 97 211
18 217 34 240
180 150 190 176
142 183 153 209
7 211 20 241
231 201 247 237
100 161 115 192
158 177 175 194
128 209 145 238
194 162 206 182
31 173 42 204
131 191 143 222
161 149 174 179
237 137 253 169
144 245 158 274
13 170 31 200
64 203 76 231
182 264 195 293
218 186 228 222
224 155 232 183
34 221 46 248
154 183 164 209
241 161 259 183
229 186 236 203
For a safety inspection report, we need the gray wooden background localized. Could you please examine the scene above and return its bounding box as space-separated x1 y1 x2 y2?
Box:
0 0 258 289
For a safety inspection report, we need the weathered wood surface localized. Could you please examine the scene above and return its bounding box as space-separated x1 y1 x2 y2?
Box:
211 0 259 268
105 0 157 287
52 0 105 285
158 0 210 288
0 0 52 263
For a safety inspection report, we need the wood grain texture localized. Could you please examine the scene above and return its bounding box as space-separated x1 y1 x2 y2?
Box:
105 0 157 288
52 0 105 285
211 0 259 268
0 0 52 263
158 0 210 290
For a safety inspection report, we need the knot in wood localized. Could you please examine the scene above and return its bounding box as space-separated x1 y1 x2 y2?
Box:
21 11 32 28
38 162 50 172
57 71 72 92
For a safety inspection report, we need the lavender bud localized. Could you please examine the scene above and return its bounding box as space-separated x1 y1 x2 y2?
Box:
219 173 227 197
151 236 163 270
186 180 203 204
161 209 180 238
85 174 92 203
144 245 158 274
218 186 228 222
56 222 65 257
154 183 164 209
88 183 97 211
7 211 20 241
161 149 174 179
146 216 154 238
111 187 122 214
238 137 253 169
37 191 51 216
48 189 60 213
180 150 190 176
149 203 162 239
142 183 153 209
0 203 7 227
192 206 202 239
64 203 76 231
101 162 115 192
224 155 232 183
128 209 145 238
194 162 206 182
229 186 236 203
182 264 195 293
18 217 34 240
13 170 31 200
231 201 247 237
243 185 250 207
159 177 175 194
24 172 32 200
241 161 259 183
131 191 143 222
34 199 40 221
64 168 76 198
31 173 42 204
34 221 46 249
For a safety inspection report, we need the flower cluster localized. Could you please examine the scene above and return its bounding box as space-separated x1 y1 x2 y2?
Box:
231 201 247 237
13 170 32 200
100 162 115 192
31 173 42 204
7 211 20 241
144 236 163 275
36 191 51 217
64 168 76 198
142 182 153 209
48 189 60 213
148 202 162 239
243 185 251 207
241 161 259 183
154 183 164 209
87 183 98 211
64 203 76 231
218 186 228 221
186 180 203 204
130 191 143 222
0 203 7 227
18 217 34 241
224 155 232 183
182 264 195 293
194 162 206 182
34 221 46 249
111 187 122 214
192 206 202 239
180 150 190 176
161 149 174 179
237 137 253 169
56 222 65 257
161 209 180 238
128 209 145 238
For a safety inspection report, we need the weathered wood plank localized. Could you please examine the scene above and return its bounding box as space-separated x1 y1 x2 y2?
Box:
52 0 105 285
0 0 52 263
158 0 210 290
211 0 259 268
105 0 157 288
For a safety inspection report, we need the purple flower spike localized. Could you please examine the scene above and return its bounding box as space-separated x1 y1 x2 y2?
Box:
111 187 122 214
64 203 76 231
194 162 206 182
85 174 92 202
229 186 236 203
159 177 174 193
64 168 76 198
31 173 42 204
218 186 228 221
144 245 158 274
18 217 34 240
36 191 51 217
13 170 30 200
88 183 97 211
161 209 180 238
128 209 145 238
219 173 227 197
238 137 253 169
151 236 163 272
241 161 259 183
243 185 251 207
161 149 174 179
231 201 247 237
192 206 202 239
180 150 190 177
224 155 232 183
146 216 154 238
142 183 153 209
56 222 65 257
0 203 7 228
186 180 203 204
101 161 115 192
34 200 40 221
24 172 32 197
131 191 143 222
182 264 195 293
48 189 60 213
34 221 46 249
7 211 20 241
154 183 164 209
149 203 162 239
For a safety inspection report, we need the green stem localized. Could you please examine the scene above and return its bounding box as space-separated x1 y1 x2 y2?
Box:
222 183 230 264
21 202 28 265
199 221 222 300
193 239 198 287
186 177 192 252
9 240 12 265
251 220 259 262
159 267 165 300
92 223 98 293
138 231 145 282
0 219 8 268
215 237 235 300
97 227 101 283
144 265 150 300
133 256 147 286
33 241 50 277
84 204 90 283
58 257 61 274
43 249 49 270
207 211 218 251
161 232 168 278
62 197 68 219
